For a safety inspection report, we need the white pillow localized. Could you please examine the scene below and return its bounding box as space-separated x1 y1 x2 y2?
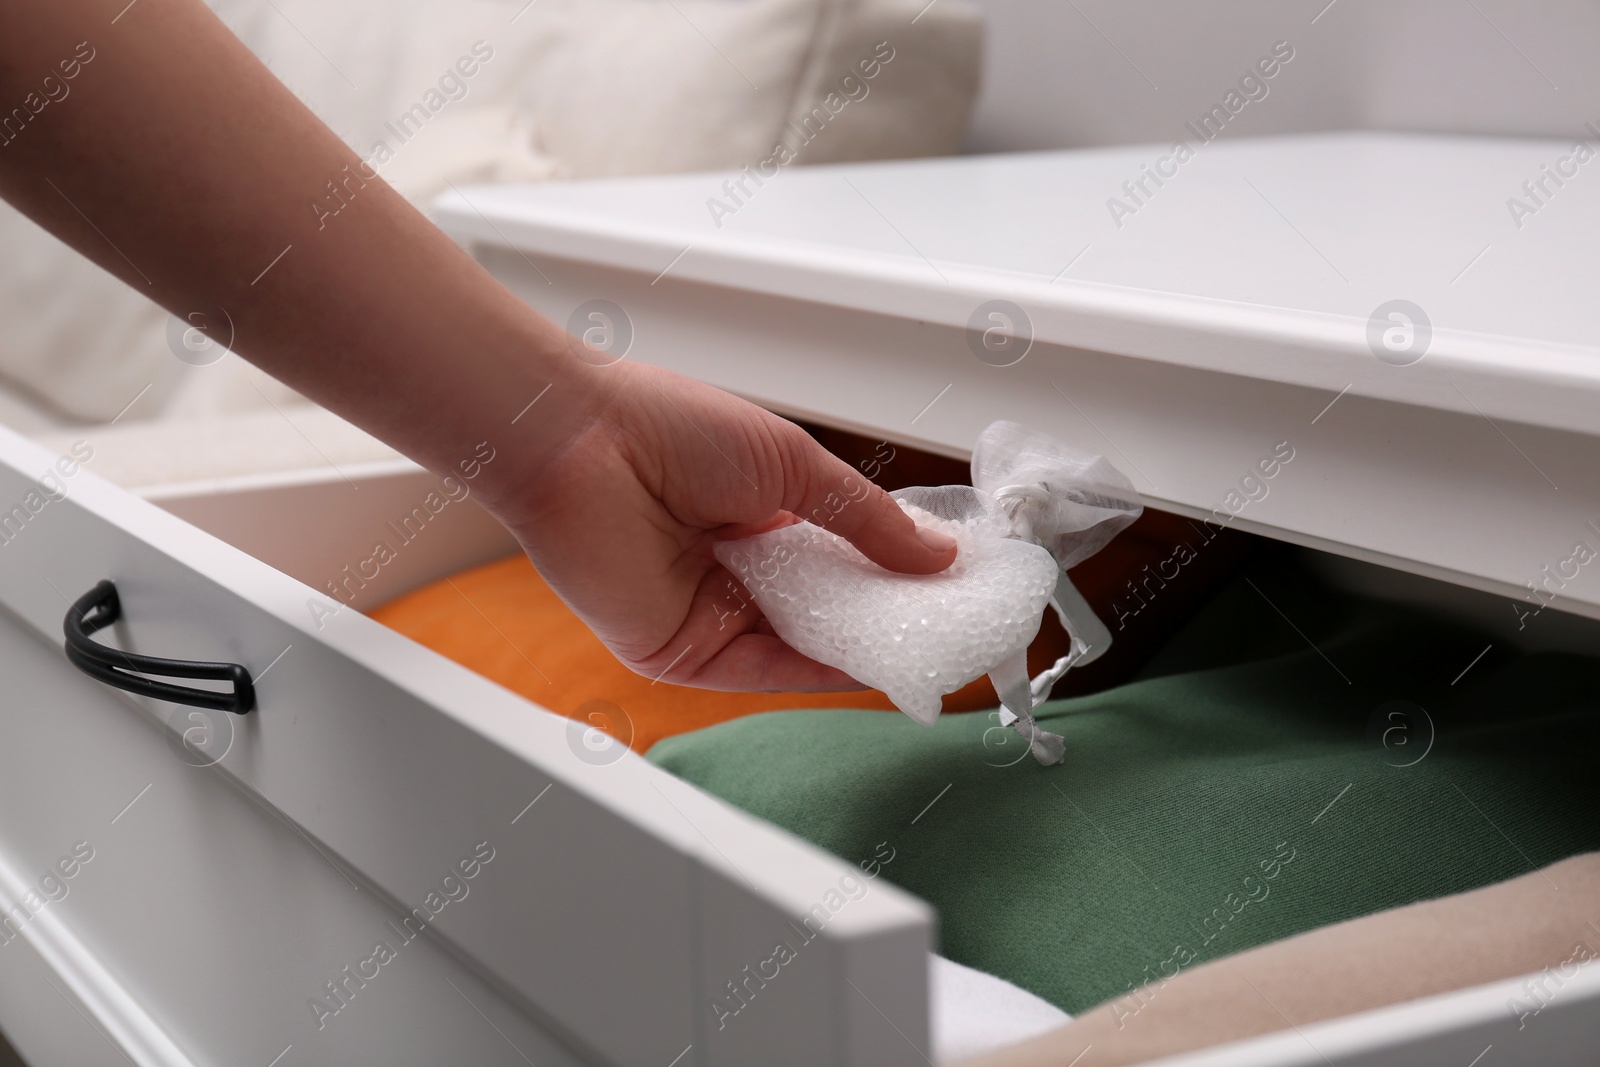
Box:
519 0 984 176
0 0 982 427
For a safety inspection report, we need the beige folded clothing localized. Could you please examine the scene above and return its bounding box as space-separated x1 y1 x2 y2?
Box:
959 852 1600 1067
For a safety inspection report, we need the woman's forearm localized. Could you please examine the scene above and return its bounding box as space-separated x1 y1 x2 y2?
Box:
0 0 594 509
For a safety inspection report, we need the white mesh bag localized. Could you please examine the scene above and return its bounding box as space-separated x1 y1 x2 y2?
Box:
714 421 1142 765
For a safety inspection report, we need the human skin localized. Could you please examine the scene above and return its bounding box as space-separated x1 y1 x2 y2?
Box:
0 0 956 692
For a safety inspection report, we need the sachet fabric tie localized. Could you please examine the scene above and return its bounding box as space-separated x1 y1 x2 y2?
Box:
714 421 1141 764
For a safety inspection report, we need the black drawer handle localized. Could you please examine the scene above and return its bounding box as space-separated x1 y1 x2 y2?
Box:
63 580 254 714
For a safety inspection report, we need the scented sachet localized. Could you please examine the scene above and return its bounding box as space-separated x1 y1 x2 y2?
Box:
715 421 1142 765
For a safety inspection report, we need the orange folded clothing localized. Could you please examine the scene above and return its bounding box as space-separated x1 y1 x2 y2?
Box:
370 508 1254 753
371 553 987 752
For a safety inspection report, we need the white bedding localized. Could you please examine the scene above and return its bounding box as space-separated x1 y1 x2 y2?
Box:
0 0 982 448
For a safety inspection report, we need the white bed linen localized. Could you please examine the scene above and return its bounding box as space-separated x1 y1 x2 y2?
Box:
0 0 982 435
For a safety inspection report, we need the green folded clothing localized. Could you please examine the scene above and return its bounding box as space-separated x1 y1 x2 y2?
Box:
648 552 1600 1014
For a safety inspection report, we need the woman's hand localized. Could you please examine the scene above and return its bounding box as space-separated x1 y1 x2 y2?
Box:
496 361 958 692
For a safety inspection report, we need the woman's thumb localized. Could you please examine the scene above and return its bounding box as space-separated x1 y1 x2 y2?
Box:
779 430 957 575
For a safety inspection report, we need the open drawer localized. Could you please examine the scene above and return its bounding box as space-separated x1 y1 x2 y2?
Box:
137 429 1600 1067
0 425 932 1066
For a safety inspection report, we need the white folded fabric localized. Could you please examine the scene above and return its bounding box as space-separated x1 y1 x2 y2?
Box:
931 953 1071 1065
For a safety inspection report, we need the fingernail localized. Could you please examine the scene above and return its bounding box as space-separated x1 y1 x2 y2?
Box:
915 526 957 553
